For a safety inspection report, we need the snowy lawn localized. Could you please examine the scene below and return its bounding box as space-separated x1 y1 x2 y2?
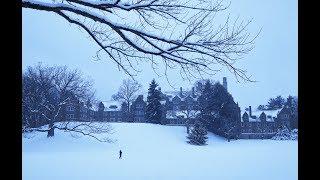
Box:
23 123 297 180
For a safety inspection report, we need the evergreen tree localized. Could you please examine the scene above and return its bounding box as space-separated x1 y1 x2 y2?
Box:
267 96 285 110
198 80 216 131
187 121 208 145
198 81 241 139
257 105 266 110
146 79 162 124
285 95 298 129
86 100 92 108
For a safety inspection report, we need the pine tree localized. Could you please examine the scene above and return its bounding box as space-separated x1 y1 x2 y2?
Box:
187 121 208 145
267 95 286 110
198 81 241 138
212 83 241 138
146 79 162 124
285 95 298 129
198 80 216 131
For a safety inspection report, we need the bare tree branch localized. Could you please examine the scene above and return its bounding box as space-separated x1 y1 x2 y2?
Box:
22 0 259 81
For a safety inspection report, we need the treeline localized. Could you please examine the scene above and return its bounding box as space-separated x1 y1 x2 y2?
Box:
257 95 298 111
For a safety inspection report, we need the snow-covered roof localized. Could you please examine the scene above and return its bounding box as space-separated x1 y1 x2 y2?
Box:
101 101 122 111
160 100 166 105
163 90 198 101
241 108 282 122
166 110 200 119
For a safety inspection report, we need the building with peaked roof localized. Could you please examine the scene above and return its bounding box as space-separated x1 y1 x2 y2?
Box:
57 77 297 140
239 105 297 139
131 95 147 123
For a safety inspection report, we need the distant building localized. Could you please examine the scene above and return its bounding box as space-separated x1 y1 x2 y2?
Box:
239 104 297 139
131 95 147 123
161 77 229 125
61 96 95 122
276 105 297 129
58 77 296 140
102 101 123 122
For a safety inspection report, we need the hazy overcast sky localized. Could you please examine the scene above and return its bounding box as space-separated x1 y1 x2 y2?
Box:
22 0 297 110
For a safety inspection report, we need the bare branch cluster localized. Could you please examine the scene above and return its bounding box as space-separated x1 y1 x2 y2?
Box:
22 63 113 142
112 79 142 111
23 0 259 81
27 121 114 142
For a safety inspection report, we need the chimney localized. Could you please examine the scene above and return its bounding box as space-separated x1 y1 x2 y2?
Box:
180 87 183 97
223 77 227 91
249 106 252 117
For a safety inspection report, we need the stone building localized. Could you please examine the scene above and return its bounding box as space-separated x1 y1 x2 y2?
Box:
161 86 200 125
101 101 123 122
131 95 147 123
239 104 297 139
56 77 297 140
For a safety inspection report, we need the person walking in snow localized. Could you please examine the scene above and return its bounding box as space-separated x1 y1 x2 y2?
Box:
119 150 122 159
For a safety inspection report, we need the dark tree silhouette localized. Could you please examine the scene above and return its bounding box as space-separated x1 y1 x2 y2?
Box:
146 79 162 124
187 120 208 145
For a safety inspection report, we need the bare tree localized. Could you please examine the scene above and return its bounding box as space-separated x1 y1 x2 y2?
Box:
22 63 112 142
112 79 142 112
22 0 259 81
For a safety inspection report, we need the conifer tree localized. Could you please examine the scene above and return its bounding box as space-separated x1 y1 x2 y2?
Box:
198 81 241 138
146 79 162 124
198 80 216 131
187 121 208 145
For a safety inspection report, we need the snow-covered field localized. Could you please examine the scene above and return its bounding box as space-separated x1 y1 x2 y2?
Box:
23 123 297 180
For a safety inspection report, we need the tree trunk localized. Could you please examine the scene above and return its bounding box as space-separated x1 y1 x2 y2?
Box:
47 123 55 137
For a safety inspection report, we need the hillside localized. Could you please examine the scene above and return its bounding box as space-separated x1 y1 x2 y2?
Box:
23 123 297 180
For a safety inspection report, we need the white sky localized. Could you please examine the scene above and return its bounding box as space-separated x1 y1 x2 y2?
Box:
22 0 297 110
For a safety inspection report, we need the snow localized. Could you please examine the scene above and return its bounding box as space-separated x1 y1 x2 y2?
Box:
101 100 122 111
166 110 200 119
23 123 297 180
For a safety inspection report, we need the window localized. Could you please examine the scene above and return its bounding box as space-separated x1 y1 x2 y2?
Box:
136 110 144 115
137 104 143 109
67 114 75 119
32 114 40 119
283 114 288 118
67 105 75 111
110 118 116 121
